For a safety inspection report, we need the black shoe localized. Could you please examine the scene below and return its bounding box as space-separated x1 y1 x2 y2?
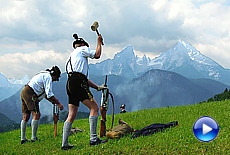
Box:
171 121 178 126
31 137 39 142
21 139 29 144
61 145 74 150
90 138 108 146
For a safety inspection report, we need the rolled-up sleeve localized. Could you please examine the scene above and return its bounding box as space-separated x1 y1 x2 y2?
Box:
44 77 54 98
81 46 96 59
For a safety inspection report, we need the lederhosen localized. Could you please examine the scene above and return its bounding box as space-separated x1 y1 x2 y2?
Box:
21 72 48 113
66 57 93 106
21 85 44 113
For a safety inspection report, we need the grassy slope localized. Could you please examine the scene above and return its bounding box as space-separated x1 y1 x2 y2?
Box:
0 100 230 155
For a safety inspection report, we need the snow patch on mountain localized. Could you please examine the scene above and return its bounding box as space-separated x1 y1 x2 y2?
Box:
0 73 27 101
8 75 30 85
0 72 11 87
0 73 29 86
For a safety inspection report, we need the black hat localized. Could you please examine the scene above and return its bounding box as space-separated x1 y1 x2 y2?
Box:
51 66 61 80
72 33 89 48
120 104 126 108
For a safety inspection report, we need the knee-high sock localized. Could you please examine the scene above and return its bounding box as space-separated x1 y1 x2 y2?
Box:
89 116 98 141
21 120 27 140
31 120 39 140
62 121 72 147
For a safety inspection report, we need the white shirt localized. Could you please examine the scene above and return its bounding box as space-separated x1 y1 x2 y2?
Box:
66 46 95 77
28 71 54 101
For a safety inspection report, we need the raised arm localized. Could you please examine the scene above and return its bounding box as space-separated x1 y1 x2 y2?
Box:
94 34 103 59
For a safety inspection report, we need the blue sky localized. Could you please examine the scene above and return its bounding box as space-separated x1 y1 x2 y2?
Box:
0 0 230 79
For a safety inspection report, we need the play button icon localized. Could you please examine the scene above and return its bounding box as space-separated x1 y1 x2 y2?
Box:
193 116 219 142
202 124 212 134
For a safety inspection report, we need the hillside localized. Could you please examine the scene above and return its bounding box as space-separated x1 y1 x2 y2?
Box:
0 112 16 126
0 100 229 154
0 117 19 133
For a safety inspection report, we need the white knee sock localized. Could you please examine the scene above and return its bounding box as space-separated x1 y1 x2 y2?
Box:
62 121 72 147
31 120 39 140
89 116 98 141
21 120 27 140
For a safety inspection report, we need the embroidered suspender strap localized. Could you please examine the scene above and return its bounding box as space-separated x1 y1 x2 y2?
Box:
66 57 74 74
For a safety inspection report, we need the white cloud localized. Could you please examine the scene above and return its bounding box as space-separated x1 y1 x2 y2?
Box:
151 0 168 11
196 37 230 68
0 50 70 78
0 0 230 78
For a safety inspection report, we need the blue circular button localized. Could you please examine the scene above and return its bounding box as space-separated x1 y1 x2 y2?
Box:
193 116 219 142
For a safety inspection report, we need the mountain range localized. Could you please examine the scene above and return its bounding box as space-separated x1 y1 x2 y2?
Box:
0 40 229 124
89 40 230 85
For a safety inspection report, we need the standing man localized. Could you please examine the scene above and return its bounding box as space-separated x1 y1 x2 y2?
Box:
61 33 107 150
20 66 64 144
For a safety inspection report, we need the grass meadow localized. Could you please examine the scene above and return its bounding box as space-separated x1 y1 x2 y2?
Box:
0 100 230 154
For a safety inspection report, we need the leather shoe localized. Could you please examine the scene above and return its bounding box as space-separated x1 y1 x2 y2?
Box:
61 145 74 150
21 139 29 144
90 138 108 146
31 137 39 142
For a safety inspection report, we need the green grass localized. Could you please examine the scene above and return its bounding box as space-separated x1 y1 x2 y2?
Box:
1 100 230 155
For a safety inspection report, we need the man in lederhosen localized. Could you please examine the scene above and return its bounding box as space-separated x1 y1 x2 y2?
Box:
61 33 107 150
20 66 64 144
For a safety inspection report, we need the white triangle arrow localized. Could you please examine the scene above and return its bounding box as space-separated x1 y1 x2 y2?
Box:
203 124 212 135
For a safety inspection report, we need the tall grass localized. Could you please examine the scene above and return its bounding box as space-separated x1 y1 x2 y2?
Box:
0 100 230 154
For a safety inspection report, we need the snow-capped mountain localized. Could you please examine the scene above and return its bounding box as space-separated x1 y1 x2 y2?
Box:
0 73 29 86
0 73 25 101
151 40 223 79
89 40 230 85
89 45 135 79
0 73 11 87
8 75 30 85
89 45 152 79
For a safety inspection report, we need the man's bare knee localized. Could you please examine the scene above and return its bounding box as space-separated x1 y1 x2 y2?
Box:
67 113 76 123
22 113 30 121
32 111 40 120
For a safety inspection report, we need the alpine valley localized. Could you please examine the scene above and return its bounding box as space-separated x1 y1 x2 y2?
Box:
1 40 230 125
